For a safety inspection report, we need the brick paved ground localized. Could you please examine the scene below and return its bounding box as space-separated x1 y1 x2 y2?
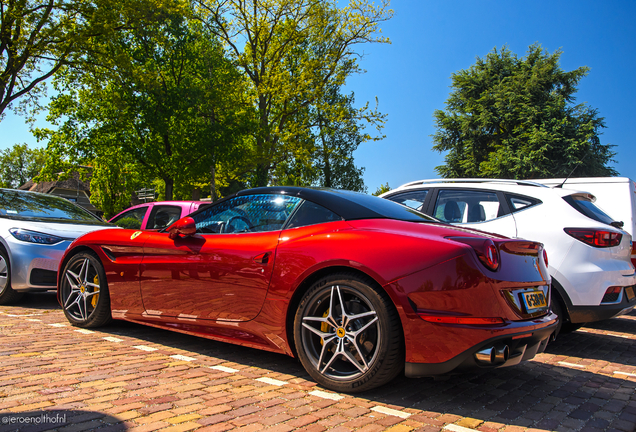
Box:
1 292 635 432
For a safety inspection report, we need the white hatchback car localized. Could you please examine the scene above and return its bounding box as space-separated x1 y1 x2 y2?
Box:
381 179 636 333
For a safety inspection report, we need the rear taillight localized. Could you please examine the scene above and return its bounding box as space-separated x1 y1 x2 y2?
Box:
543 249 548 267
483 242 499 271
564 228 622 248
448 237 500 271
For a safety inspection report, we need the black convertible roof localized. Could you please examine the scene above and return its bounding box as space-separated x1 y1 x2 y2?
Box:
234 186 435 222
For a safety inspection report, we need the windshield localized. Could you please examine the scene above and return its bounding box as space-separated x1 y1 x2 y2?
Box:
564 195 615 226
0 189 105 223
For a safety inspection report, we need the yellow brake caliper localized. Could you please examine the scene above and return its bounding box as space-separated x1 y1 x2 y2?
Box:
320 309 330 345
91 275 100 307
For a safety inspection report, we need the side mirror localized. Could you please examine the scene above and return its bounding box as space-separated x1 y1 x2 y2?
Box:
168 217 196 239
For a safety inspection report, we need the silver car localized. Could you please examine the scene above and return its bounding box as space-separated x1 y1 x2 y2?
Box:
0 188 112 304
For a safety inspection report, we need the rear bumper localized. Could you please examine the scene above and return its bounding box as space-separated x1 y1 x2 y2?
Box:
568 292 636 323
405 313 558 377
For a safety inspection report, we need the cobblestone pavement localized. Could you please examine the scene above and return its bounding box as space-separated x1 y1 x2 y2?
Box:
1 292 635 432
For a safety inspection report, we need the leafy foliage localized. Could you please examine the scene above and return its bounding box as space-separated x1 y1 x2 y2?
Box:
372 182 391 196
21 0 391 209
0 143 45 188
433 44 617 179
36 10 251 201
196 0 392 187
0 0 179 119
88 149 144 219
310 88 382 192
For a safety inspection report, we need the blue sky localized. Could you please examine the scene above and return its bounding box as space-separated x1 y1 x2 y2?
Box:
346 0 636 192
0 1 634 194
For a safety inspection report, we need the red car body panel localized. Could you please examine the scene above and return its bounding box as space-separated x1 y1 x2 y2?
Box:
59 213 557 370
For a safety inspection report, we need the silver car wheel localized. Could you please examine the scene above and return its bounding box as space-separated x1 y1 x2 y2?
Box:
300 284 381 381
63 257 101 322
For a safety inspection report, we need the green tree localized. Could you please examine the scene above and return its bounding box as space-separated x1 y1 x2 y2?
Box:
37 11 250 200
372 182 390 196
311 88 383 192
0 143 45 188
0 0 182 119
88 150 144 219
432 44 617 179
196 0 392 187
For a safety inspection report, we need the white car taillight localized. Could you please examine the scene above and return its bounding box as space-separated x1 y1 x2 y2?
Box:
564 228 622 248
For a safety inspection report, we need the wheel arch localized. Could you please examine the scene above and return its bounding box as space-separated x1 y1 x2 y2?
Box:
57 245 102 291
550 277 573 322
284 265 404 358
0 238 11 269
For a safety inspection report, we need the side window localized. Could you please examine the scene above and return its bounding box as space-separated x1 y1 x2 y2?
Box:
386 190 428 212
192 194 302 234
434 189 501 224
506 194 542 213
111 207 148 229
286 201 343 229
148 205 182 230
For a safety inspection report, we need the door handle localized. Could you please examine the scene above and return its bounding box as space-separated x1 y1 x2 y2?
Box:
253 251 272 264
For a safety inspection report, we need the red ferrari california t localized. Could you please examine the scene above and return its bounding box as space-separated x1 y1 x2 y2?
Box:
57 187 557 392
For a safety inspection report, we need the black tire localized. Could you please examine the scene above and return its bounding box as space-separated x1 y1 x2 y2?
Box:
293 272 404 393
0 248 24 305
550 291 583 336
60 252 111 328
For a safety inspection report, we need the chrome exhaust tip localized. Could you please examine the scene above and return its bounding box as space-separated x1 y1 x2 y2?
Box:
475 347 495 363
493 344 509 363
475 344 509 364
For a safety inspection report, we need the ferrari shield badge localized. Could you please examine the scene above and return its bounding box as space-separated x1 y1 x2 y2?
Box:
130 231 142 240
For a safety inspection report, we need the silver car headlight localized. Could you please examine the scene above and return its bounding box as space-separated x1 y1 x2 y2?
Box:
9 228 64 245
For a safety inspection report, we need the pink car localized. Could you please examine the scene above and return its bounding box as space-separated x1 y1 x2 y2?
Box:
109 201 208 230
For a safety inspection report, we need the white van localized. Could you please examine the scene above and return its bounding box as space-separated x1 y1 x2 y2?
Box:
533 177 636 266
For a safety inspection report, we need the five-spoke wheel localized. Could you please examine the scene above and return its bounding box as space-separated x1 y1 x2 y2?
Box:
60 252 111 328
294 273 403 392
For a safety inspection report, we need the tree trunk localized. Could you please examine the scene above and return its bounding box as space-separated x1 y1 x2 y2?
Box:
210 164 216 201
164 177 174 201
318 111 331 187
254 163 269 187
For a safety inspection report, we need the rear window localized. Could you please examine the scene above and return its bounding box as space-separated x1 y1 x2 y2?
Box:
564 195 615 225
506 193 542 213
286 201 343 229
317 189 438 223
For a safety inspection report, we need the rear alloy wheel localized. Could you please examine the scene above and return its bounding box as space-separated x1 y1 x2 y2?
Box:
0 248 24 305
60 252 111 328
294 273 403 392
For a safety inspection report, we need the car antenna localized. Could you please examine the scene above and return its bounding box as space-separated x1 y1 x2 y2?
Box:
555 153 589 188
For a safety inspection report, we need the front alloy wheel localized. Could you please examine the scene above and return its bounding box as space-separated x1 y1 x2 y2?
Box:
60 252 111 328
294 273 403 392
